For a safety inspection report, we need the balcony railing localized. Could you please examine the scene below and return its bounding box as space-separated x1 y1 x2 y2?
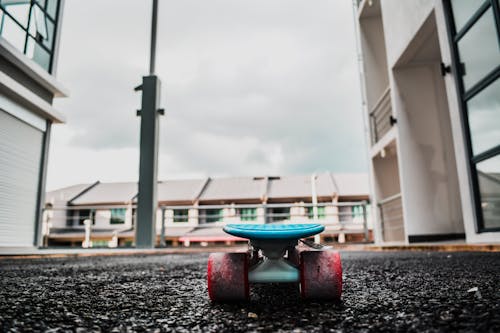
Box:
369 87 394 145
378 193 404 242
41 201 372 248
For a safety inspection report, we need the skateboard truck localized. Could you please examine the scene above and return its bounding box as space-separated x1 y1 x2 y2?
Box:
248 239 299 283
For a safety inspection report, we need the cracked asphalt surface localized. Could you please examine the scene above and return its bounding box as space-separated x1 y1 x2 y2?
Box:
0 251 499 332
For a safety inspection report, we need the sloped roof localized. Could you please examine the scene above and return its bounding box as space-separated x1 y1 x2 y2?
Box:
331 173 369 197
267 175 311 199
157 179 208 203
198 177 266 202
267 174 335 200
48 173 369 206
70 182 137 205
46 184 93 206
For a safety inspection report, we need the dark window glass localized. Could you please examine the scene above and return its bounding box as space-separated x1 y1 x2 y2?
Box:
270 207 290 222
476 155 500 229
239 208 257 221
457 8 499 90
173 209 189 223
307 206 325 219
204 209 223 223
450 0 486 32
467 79 500 155
77 209 95 225
110 208 126 224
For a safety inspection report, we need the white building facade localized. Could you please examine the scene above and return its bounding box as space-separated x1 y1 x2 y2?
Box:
355 0 499 244
45 174 372 247
0 1 67 248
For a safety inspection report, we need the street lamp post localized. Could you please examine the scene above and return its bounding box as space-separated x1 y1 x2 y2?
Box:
135 0 164 248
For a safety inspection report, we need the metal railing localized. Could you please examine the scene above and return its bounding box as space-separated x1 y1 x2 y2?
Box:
378 193 404 242
369 87 393 144
41 201 372 248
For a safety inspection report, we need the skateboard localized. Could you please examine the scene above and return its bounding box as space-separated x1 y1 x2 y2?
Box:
207 223 342 302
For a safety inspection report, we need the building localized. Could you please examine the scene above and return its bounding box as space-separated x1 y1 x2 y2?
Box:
355 0 499 244
44 173 371 247
0 1 67 248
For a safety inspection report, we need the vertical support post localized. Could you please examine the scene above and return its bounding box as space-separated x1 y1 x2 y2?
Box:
362 201 369 242
34 120 51 247
136 76 161 248
378 203 384 242
135 0 162 248
160 207 166 247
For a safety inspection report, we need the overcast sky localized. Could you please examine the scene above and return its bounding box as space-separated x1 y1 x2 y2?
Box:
47 0 367 191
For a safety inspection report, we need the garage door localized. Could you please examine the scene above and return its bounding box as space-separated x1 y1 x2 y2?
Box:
0 110 43 247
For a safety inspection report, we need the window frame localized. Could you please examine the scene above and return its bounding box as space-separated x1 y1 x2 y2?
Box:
0 0 60 72
443 0 500 232
173 209 189 223
238 207 257 221
110 208 126 225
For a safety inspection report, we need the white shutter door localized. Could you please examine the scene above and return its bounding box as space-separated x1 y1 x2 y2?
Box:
0 110 43 247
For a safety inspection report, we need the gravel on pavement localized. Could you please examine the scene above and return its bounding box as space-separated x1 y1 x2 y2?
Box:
0 251 498 332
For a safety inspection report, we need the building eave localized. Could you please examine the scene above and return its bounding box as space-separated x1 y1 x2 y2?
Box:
0 38 69 97
0 71 66 123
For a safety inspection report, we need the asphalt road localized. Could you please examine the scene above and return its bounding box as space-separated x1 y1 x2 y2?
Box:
0 251 498 332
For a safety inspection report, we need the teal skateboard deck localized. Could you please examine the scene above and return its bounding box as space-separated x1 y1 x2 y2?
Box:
207 223 342 302
223 223 325 240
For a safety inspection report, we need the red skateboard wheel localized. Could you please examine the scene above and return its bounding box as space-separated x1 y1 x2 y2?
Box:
299 250 342 300
207 252 249 302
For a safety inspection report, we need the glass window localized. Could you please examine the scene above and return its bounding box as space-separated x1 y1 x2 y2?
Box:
77 209 95 226
476 155 500 229
205 209 223 223
467 79 500 155
450 0 486 32
307 206 326 219
0 0 59 73
110 208 126 224
0 13 26 51
2 2 30 28
352 205 363 218
239 208 257 221
270 207 290 222
26 36 50 70
173 209 189 223
457 8 499 91
46 0 58 19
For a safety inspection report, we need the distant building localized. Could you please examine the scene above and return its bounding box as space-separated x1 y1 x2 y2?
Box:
355 0 499 244
0 1 67 248
44 173 371 247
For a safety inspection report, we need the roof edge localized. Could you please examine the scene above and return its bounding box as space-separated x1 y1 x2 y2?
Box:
68 181 100 205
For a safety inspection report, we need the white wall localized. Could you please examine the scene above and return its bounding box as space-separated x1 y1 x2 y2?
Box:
359 15 389 110
380 0 435 68
393 63 463 236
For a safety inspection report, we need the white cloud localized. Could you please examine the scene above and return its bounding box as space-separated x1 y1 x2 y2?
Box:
49 0 367 190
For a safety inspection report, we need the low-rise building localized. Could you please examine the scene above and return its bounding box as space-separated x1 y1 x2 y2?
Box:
44 173 371 247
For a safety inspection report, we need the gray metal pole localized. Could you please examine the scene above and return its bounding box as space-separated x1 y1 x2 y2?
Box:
136 76 161 248
135 0 162 248
160 207 166 247
149 0 158 75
